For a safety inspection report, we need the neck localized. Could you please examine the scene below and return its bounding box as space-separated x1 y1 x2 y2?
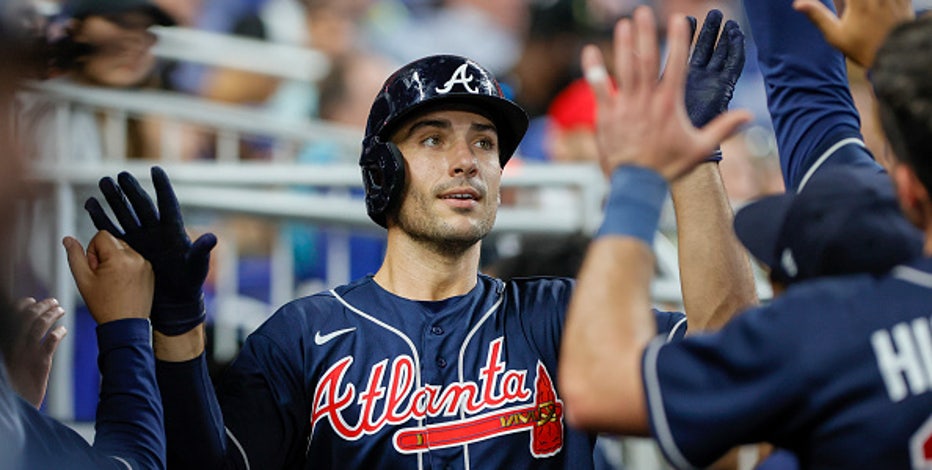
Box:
374 229 482 301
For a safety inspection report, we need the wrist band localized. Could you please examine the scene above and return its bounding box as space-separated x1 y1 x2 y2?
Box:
152 293 206 336
596 165 669 245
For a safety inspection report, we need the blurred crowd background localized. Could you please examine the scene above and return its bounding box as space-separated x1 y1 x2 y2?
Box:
13 0 798 195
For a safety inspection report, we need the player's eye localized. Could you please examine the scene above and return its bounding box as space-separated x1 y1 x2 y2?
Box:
474 137 496 152
421 135 442 147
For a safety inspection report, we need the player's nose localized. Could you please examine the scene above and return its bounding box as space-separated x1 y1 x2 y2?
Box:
449 139 479 177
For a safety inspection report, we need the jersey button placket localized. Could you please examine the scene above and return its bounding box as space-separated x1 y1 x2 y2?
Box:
431 325 444 335
436 357 447 368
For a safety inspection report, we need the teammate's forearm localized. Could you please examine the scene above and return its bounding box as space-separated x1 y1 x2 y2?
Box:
154 325 206 362
671 162 757 331
562 237 654 434
561 166 661 434
743 0 862 190
95 319 166 470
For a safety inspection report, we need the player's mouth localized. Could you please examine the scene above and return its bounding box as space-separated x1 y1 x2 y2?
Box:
439 188 482 209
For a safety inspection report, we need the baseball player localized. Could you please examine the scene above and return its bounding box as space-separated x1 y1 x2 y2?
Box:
560 2 932 469
732 165 923 468
85 12 753 468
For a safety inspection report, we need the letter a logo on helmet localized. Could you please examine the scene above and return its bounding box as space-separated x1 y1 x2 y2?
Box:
435 63 479 94
359 55 529 228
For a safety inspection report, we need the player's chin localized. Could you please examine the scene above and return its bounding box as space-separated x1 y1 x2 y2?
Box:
448 209 496 235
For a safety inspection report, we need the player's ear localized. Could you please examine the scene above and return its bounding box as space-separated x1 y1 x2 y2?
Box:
892 163 930 227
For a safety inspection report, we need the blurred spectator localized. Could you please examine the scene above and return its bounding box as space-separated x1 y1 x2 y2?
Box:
18 0 179 285
48 0 175 88
198 0 372 113
18 0 177 164
511 0 597 121
315 52 397 130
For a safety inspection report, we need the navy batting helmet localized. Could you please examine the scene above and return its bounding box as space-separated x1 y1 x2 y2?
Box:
359 54 529 228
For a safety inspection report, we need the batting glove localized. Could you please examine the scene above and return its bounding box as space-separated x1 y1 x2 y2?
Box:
85 166 216 336
685 9 746 129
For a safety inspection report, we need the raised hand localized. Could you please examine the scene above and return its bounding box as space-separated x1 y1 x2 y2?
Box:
793 0 914 68
586 6 752 181
685 9 745 129
84 167 216 335
4 297 66 409
63 231 154 324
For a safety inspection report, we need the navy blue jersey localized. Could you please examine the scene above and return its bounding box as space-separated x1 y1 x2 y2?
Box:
745 0 884 191
1 319 164 470
0 356 26 469
161 274 685 469
644 257 932 468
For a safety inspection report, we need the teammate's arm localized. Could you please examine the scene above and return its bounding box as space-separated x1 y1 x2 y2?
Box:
59 230 166 469
673 11 757 332
560 7 750 433
671 164 756 332
744 0 880 190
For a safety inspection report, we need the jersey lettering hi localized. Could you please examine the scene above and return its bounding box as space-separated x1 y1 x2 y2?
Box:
871 303 932 402
218 275 598 469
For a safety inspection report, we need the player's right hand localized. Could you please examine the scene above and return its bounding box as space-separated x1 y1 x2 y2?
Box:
84 166 216 336
63 231 154 325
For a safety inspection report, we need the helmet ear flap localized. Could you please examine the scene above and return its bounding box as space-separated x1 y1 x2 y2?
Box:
361 138 406 228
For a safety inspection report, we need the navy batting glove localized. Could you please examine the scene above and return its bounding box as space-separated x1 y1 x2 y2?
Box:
85 166 216 335
685 9 746 129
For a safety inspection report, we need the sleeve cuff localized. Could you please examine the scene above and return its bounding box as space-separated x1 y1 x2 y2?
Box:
96 318 152 354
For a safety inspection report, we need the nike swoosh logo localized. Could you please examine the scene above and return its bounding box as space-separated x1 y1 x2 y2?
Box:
314 327 356 346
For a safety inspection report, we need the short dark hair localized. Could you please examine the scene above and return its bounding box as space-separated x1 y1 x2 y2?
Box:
872 15 932 190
